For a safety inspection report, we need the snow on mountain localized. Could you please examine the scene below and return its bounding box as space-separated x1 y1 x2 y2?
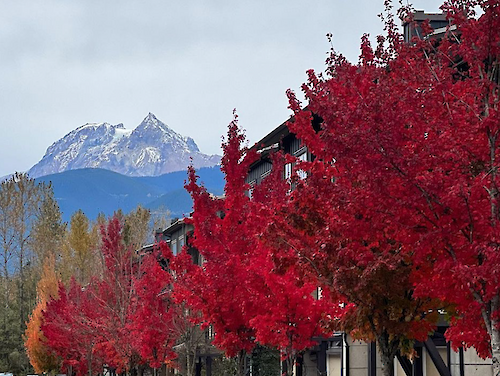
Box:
29 113 221 178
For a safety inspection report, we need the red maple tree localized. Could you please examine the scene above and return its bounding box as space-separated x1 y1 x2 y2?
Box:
42 216 180 375
128 242 178 369
175 116 335 376
89 215 142 373
42 279 104 376
175 118 260 372
280 1 500 375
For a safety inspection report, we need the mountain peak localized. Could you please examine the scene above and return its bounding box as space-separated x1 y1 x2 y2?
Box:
136 112 172 133
28 114 221 178
144 112 159 124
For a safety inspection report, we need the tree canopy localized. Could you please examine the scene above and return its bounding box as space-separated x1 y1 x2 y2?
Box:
26 2 500 376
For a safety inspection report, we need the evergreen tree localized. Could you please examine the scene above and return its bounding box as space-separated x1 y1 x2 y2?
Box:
30 190 66 274
123 205 151 250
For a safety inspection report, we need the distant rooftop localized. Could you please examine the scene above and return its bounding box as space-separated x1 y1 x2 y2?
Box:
402 10 449 42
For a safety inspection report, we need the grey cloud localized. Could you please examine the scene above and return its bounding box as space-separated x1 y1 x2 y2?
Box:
0 0 446 176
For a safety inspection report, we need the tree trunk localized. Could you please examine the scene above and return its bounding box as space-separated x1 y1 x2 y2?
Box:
284 354 296 376
18 246 24 333
185 344 197 376
491 321 500 376
190 353 197 376
88 349 93 376
2 256 8 333
130 365 137 376
376 332 397 376
186 348 192 376
237 350 247 376
379 350 395 376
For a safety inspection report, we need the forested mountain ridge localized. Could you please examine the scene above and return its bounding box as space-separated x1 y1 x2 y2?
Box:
35 166 225 221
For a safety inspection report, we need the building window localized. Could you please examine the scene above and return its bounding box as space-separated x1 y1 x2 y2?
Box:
207 325 215 340
285 149 309 181
248 180 256 199
296 152 308 180
284 163 293 180
171 239 177 255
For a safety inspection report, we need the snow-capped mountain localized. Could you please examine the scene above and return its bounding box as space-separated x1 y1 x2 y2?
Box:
29 113 220 178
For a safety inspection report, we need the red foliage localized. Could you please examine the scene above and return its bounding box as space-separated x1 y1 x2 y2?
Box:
42 280 104 376
39 3 500 376
173 115 334 369
42 216 180 375
128 242 178 368
89 216 140 372
281 0 500 373
174 117 261 357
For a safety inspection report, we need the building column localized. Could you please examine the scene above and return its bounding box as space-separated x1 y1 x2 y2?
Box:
296 354 303 376
206 356 212 376
318 341 328 376
368 342 377 376
195 358 202 376
413 344 423 376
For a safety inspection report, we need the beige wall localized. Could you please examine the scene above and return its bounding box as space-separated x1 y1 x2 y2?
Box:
324 335 493 376
395 357 405 376
449 347 493 376
327 354 341 376
343 338 369 376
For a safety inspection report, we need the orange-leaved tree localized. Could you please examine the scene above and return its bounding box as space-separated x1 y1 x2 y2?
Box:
24 254 60 373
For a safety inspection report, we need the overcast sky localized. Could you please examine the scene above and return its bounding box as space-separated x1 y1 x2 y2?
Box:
0 0 443 177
